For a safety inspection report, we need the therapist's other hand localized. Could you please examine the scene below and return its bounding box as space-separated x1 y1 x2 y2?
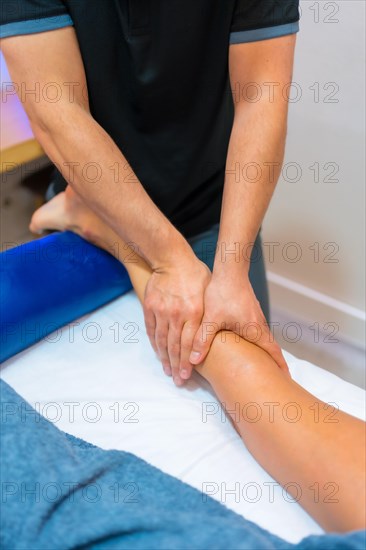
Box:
189 271 290 375
143 257 211 386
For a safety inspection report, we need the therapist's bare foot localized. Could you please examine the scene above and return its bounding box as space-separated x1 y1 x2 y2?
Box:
29 185 119 254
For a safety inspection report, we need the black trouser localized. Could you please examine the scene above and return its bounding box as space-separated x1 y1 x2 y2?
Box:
187 222 270 323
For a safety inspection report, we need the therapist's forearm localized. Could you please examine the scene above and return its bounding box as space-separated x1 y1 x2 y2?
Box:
32 103 195 270
214 103 287 275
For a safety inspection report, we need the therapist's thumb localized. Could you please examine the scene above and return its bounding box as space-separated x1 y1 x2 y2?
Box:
189 320 217 365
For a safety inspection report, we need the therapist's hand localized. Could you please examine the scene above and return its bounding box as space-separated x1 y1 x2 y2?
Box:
143 257 211 386
189 270 290 375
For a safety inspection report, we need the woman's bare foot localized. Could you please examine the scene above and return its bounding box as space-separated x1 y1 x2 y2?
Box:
29 185 121 257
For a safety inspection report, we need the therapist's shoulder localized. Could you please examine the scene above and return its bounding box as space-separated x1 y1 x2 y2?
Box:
0 0 77 67
229 0 300 46
0 0 75 41
1 1 89 126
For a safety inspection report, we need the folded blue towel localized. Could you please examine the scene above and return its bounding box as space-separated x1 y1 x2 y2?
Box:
0 232 132 362
1 379 364 549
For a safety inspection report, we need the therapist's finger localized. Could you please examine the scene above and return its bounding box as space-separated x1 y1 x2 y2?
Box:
167 320 184 386
189 315 218 366
179 320 200 381
155 316 171 376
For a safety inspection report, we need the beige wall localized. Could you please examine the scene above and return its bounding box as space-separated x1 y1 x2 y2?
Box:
263 1 365 347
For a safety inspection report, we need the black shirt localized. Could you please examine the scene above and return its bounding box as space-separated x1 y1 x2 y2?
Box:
1 0 300 239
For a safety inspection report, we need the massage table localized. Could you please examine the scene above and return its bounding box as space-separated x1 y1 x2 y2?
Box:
1 232 365 545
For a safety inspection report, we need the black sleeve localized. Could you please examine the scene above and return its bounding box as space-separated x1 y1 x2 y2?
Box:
0 0 73 38
230 0 300 44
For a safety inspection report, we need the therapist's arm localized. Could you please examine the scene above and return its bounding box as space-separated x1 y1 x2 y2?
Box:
190 35 297 372
1 28 194 269
1 27 210 383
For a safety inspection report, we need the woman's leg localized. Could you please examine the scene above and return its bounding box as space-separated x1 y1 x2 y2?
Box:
196 333 366 533
29 186 366 533
114 233 366 534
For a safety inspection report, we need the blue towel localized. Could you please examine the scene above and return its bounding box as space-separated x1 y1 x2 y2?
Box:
1 379 365 549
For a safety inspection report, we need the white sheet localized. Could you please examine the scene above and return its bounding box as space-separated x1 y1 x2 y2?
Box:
1 291 365 544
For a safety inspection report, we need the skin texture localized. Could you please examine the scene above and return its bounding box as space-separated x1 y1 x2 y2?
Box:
1 27 295 382
23 189 366 533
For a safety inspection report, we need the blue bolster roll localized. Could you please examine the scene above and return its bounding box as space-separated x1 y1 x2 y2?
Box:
0 231 133 362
